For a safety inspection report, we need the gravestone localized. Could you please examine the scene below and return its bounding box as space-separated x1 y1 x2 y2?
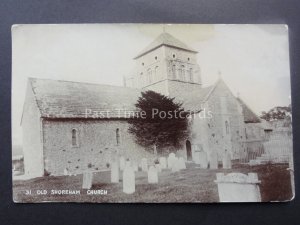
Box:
148 166 158 184
125 159 131 168
209 151 218 169
111 161 119 183
159 157 167 169
155 163 162 173
141 158 148 172
119 156 125 171
215 173 261 202
132 162 138 172
171 158 180 172
222 150 232 169
82 171 93 189
199 151 208 169
167 153 176 169
123 165 135 194
178 157 186 170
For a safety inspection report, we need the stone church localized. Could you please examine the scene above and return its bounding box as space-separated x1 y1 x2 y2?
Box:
21 32 267 178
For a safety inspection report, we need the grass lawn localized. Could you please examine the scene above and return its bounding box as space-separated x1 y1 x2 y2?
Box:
13 163 293 203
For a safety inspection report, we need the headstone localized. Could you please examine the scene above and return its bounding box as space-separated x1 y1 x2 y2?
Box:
288 155 295 198
222 150 232 169
155 163 162 173
111 161 119 183
171 158 180 172
215 173 261 202
141 158 148 172
82 171 93 189
159 157 167 169
125 159 131 168
178 157 186 170
193 151 201 164
167 153 176 169
119 156 125 171
123 165 135 194
64 168 69 176
148 166 158 184
132 162 138 172
199 151 208 169
209 151 218 169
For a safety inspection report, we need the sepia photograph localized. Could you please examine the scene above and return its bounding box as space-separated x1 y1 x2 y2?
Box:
11 24 294 203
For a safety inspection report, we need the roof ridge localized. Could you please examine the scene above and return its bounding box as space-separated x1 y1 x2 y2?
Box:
134 32 197 59
29 77 140 91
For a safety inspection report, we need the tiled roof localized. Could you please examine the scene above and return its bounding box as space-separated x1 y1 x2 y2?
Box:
236 97 261 123
134 32 197 59
172 85 214 112
29 78 141 119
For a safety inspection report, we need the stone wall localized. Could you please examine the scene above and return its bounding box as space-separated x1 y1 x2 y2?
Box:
190 80 246 161
42 119 154 175
22 82 44 177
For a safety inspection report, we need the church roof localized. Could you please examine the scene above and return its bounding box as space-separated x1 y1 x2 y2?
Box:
29 78 141 119
134 32 197 59
172 85 214 112
236 97 261 123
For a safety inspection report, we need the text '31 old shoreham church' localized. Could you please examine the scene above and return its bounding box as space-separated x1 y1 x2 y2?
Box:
22 32 267 177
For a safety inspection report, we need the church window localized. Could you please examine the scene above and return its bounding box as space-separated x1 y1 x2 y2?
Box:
189 68 193 82
116 128 120 145
142 62 144 66
147 68 152 84
172 54 176 58
155 56 158 60
172 65 176 79
72 128 79 147
155 66 159 78
179 65 185 80
225 121 230 134
188 57 190 61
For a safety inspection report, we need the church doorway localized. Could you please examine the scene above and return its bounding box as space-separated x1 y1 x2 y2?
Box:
186 140 192 161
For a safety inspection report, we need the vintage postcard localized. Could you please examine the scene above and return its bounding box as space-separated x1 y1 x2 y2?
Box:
12 24 294 203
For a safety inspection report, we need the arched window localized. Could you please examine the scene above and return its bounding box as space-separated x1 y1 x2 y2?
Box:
189 68 193 82
147 68 152 84
155 66 159 78
172 65 176 79
116 128 120 145
179 65 185 81
225 121 230 134
140 72 144 86
72 128 78 147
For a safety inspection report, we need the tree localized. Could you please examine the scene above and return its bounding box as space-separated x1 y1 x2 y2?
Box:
128 90 189 153
260 105 292 121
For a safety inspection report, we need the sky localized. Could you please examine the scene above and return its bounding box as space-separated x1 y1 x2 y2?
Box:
12 24 291 145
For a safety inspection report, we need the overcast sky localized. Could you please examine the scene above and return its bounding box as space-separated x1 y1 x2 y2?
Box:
12 24 291 145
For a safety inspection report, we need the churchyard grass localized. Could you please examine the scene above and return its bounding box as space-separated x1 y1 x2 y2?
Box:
13 163 292 203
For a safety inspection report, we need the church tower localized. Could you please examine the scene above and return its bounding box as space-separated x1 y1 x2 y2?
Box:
124 32 202 96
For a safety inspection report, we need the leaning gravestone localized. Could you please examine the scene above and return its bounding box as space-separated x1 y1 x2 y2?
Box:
159 157 167 169
141 158 148 172
119 156 126 171
148 166 158 184
178 157 186 170
222 151 232 169
111 161 119 183
209 151 218 169
171 158 180 172
167 153 176 169
82 171 93 189
123 165 135 194
199 151 208 169
215 173 261 202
